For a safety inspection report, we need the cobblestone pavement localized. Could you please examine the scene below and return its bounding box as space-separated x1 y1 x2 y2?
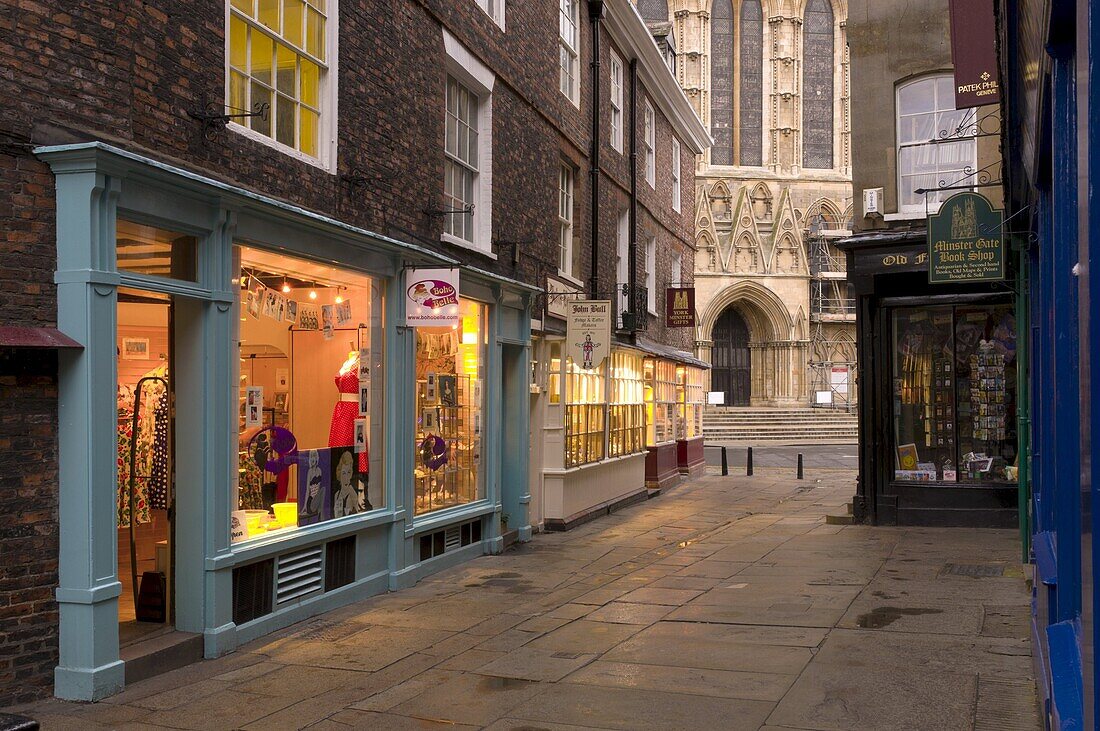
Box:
15 468 1039 730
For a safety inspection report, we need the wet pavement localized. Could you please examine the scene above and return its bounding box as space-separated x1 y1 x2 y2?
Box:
14 468 1039 730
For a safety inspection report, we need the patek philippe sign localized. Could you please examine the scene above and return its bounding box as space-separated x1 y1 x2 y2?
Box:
405 268 460 326
928 192 1005 283
949 0 1001 108
665 287 696 328
566 300 611 370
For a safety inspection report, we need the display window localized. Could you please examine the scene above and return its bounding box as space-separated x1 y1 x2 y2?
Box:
231 245 385 543
644 358 677 445
891 303 1017 484
677 366 704 439
609 350 645 457
414 298 487 515
116 219 198 283
565 352 606 467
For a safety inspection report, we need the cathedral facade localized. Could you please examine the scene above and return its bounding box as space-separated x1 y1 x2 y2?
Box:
640 0 855 407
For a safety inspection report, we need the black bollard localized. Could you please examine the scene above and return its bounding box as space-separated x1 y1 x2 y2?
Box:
720 446 729 476
746 446 754 476
797 452 804 480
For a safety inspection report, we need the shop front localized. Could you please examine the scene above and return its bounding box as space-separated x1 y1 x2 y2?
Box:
840 228 1019 527
40 142 532 701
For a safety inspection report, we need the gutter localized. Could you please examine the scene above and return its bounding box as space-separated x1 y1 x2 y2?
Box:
629 57 638 331
588 1 605 300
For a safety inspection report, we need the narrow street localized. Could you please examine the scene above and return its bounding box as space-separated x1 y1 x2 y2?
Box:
19 467 1038 730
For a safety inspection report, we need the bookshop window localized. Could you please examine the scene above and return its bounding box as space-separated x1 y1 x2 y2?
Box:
645 358 677 445
678 366 704 438
609 351 645 457
892 304 1017 484
231 246 385 544
415 298 487 515
565 355 606 467
548 341 562 405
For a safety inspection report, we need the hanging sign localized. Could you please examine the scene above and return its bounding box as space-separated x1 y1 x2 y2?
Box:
949 0 1001 109
665 287 696 328
566 300 611 370
927 192 1005 283
405 268 460 326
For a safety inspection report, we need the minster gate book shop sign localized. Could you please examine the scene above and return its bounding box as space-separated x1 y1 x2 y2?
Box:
928 192 1004 284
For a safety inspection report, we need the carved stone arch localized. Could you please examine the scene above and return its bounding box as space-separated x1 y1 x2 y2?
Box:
708 180 735 223
794 306 807 340
773 233 804 273
749 183 772 219
733 232 761 273
699 280 795 344
831 330 856 362
806 197 843 225
696 229 719 272
841 203 854 229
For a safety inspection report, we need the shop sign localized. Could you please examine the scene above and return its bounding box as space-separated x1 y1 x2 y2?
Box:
927 192 1005 283
949 0 1001 108
850 243 928 276
405 268 460 326
665 287 696 328
566 300 611 370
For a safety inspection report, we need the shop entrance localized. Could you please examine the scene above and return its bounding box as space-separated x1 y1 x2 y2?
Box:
116 287 176 646
711 307 751 406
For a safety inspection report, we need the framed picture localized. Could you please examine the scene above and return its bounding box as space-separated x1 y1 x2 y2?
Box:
275 368 289 392
422 408 437 432
121 337 150 360
273 392 288 411
359 382 370 416
896 443 919 471
354 418 367 453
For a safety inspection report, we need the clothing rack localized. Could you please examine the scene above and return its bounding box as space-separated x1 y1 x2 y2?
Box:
126 374 169 620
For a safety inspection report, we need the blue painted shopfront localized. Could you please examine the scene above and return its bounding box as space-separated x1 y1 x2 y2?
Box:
1000 0 1098 725
38 142 533 701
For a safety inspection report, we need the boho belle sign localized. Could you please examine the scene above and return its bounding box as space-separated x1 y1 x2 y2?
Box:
665 287 696 328
405 268 460 326
566 300 611 370
927 192 1004 283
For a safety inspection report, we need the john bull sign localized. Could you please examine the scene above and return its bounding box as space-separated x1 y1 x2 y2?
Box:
566 300 611 370
928 192 1004 284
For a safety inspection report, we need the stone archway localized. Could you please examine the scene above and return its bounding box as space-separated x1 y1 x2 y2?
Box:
711 306 752 405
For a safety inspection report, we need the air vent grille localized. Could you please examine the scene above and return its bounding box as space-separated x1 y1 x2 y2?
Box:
419 519 484 561
232 559 273 625
444 526 462 551
277 545 324 605
325 536 356 591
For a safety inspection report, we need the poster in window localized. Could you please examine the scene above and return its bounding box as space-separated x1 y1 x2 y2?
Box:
335 299 352 326
438 375 458 407
321 304 335 340
275 368 289 392
331 446 362 518
245 386 263 427
286 299 298 324
298 304 320 331
297 448 331 526
354 418 367 454
896 443 919 471
358 348 371 380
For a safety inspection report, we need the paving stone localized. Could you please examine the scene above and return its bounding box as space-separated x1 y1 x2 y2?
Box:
616 587 703 606
387 673 543 726
474 646 599 682
436 648 508 671
481 719 618 731
143 689 296 730
348 668 463 712
565 660 797 702
514 683 774 731
316 709 479 729
526 620 642 655
584 601 676 625
603 623 817 674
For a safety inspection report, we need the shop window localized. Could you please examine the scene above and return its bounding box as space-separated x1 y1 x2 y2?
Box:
231 245 385 544
116 219 198 283
610 49 624 152
559 0 579 104
548 341 562 405
671 138 682 211
897 75 976 214
645 358 677 445
609 351 646 458
677 366 704 439
414 298 487 514
891 304 1017 483
228 0 332 165
565 355 606 467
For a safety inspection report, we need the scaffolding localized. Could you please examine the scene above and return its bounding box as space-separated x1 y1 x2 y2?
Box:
807 217 857 409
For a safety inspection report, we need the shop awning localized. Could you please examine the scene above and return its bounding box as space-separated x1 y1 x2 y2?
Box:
632 337 709 369
0 326 83 349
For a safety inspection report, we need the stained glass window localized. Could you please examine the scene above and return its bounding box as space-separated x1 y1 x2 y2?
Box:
710 0 734 165
802 0 834 169
739 0 763 166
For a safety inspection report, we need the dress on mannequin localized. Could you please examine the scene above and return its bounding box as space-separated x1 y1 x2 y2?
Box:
329 353 369 473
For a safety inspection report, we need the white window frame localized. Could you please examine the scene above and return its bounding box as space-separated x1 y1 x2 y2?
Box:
671 137 681 212
645 237 657 315
225 0 339 173
442 29 495 255
896 74 977 215
476 0 505 29
671 251 683 287
616 212 629 329
610 49 624 153
559 0 580 106
644 101 656 187
558 163 574 277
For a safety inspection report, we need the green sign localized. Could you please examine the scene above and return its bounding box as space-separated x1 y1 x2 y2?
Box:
928 192 1005 283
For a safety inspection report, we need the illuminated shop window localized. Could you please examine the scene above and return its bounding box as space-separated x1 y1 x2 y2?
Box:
677 366 704 439
565 354 606 467
609 351 646 458
645 358 677 445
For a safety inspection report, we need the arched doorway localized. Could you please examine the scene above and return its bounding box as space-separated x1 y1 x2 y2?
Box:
712 307 751 406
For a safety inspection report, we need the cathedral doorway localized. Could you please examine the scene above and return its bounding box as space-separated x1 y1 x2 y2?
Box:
712 306 752 406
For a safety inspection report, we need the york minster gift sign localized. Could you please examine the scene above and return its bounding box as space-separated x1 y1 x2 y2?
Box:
928 192 1004 284
665 287 696 328
566 301 611 370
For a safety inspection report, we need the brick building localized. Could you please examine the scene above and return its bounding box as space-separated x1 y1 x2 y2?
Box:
0 0 705 704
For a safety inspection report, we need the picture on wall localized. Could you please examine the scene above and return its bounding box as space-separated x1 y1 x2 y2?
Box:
438 375 457 407
121 337 150 360
297 448 331 526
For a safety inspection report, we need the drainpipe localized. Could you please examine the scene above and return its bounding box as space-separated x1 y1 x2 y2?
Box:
1015 240 1031 561
588 0 604 300
629 58 638 333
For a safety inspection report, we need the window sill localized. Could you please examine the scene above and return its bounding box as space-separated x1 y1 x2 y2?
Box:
228 122 335 174
885 211 933 221
556 271 584 288
441 233 497 259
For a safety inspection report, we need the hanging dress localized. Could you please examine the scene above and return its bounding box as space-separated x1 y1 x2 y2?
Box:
328 367 369 472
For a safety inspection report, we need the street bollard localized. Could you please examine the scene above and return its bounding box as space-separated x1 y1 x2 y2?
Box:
797 452 804 480
746 446 754 476
720 446 729 476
